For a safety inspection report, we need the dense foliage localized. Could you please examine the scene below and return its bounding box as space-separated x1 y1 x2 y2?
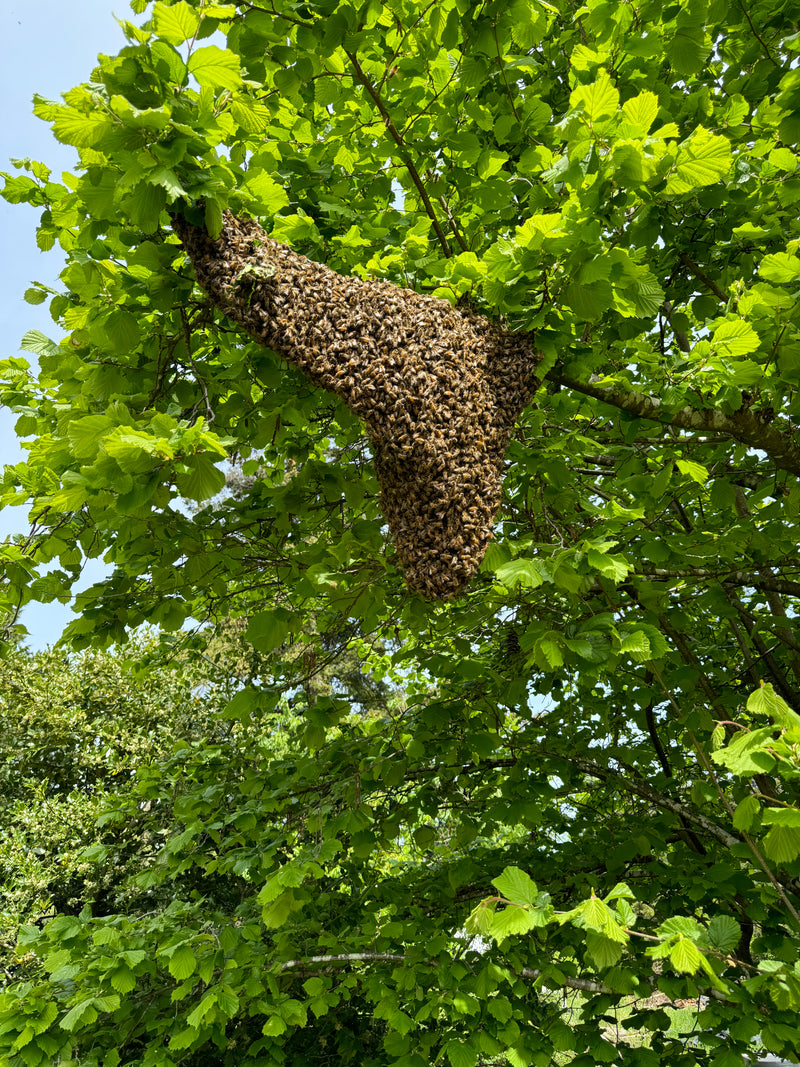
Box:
2 0 800 1063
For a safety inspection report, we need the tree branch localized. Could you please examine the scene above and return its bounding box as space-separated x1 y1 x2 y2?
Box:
345 51 452 257
637 567 800 598
568 754 742 850
552 372 800 476
678 254 728 302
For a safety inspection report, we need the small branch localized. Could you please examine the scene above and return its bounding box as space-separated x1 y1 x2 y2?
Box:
493 23 520 121
426 170 469 252
678 254 729 303
656 612 727 718
568 754 741 850
521 967 610 994
278 952 628 998
345 51 452 257
661 301 691 353
736 0 780 67
280 953 406 971
649 664 800 930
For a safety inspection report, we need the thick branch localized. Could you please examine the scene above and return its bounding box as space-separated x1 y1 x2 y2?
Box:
276 946 735 1002
638 567 800 598
553 373 800 476
280 953 405 971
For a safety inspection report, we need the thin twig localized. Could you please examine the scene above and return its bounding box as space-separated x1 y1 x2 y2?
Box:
345 51 452 256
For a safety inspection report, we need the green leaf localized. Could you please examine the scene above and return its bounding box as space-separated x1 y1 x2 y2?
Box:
621 90 659 135
732 795 760 832
51 110 114 149
110 966 136 994
59 999 99 1032
762 825 800 864
489 906 539 939
188 46 241 90
711 727 777 775
168 944 197 981
747 683 800 732
587 548 630 581
586 930 625 969
760 252 800 283
231 98 271 133
444 1038 479 1067
103 309 142 353
670 937 702 974
246 608 291 651
216 985 239 1019
175 454 226 501
710 1051 748 1067
712 319 761 357
104 431 170 472
205 198 223 239
20 329 59 357
169 1027 200 1051
570 70 619 122
656 916 702 940
565 279 614 319
241 172 290 215
509 0 544 49
676 458 708 483
707 916 741 953
667 128 731 194
186 993 216 1029
668 23 709 76
491 867 538 907
761 808 800 826
154 0 200 44
126 182 168 233
67 415 115 460
618 632 651 662
769 147 797 172
494 559 547 589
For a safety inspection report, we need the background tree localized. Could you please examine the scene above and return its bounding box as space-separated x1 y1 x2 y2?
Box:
2 0 800 1064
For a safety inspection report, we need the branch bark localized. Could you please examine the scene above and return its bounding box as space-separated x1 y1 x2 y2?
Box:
638 567 800 598
552 372 800 476
567 754 742 850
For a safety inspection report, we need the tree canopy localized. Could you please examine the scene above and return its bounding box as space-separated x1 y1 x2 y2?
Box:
2 0 800 1064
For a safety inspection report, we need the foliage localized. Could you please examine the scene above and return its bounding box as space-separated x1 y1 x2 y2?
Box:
0 639 236 948
2 0 800 1064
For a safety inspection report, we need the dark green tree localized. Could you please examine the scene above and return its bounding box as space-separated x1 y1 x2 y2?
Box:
2 0 800 1064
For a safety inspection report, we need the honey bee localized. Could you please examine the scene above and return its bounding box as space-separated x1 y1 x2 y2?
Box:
172 209 541 599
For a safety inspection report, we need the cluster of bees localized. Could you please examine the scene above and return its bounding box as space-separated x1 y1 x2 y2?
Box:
172 211 541 598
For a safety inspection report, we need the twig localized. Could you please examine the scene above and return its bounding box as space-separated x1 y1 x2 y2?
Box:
345 51 452 256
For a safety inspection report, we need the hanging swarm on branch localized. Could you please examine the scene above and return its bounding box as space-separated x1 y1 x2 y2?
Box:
172 211 541 598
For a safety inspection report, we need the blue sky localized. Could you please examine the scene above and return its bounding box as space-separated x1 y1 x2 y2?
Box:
1 1 131 648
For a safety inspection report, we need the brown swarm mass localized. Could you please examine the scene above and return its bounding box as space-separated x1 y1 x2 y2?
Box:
172 211 541 598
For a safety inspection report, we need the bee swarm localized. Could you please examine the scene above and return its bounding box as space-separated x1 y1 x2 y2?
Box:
172 211 541 599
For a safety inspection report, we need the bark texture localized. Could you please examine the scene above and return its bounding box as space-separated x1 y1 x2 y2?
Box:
172 211 541 598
